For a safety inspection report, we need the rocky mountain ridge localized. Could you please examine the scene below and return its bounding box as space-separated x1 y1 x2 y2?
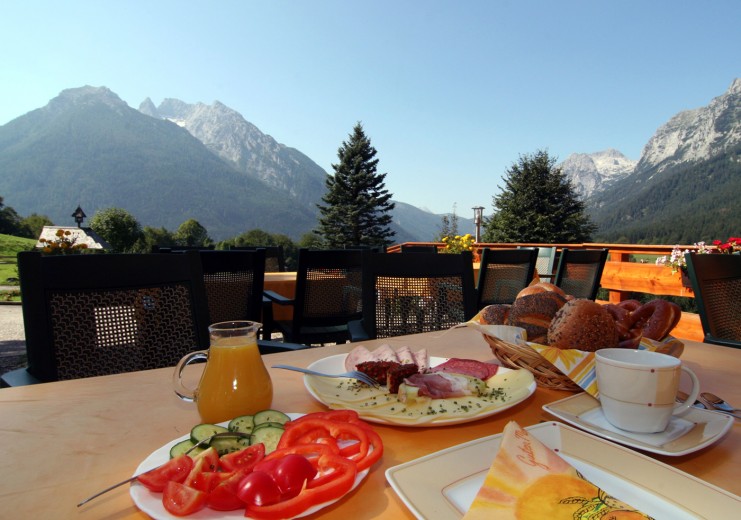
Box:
140 98 327 210
559 148 637 198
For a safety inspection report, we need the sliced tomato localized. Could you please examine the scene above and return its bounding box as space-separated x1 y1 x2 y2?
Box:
245 453 356 519
137 455 194 492
162 480 207 516
207 469 249 511
219 443 265 472
190 470 231 494
192 446 220 472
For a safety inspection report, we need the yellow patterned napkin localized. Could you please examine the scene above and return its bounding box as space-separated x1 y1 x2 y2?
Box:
463 421 653 519
467 321 683 397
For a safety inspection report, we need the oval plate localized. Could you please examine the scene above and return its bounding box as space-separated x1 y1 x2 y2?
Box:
303 355 536 427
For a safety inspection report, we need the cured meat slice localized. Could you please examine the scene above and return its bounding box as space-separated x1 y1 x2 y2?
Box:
431 358 499 380
401 372 481 400
344 345 373 372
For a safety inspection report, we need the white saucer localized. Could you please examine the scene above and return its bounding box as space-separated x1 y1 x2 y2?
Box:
543 392 734 456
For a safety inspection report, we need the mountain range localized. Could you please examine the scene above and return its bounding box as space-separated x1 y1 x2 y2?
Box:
0 79 739 244
560 78 741 243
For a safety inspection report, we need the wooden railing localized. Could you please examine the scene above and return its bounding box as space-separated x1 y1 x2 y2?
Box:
389 242 704 341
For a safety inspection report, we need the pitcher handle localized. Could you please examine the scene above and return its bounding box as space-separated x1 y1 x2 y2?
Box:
173 350 208 402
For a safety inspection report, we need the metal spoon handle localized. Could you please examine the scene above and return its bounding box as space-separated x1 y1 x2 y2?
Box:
76 431 250 507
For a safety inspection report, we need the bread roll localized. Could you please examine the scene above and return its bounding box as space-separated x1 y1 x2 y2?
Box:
516 282 567 299
547 299 619 351
507 292 567 344
478 304 511 325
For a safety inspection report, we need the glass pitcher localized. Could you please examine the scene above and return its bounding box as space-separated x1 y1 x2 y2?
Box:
173 321 273 423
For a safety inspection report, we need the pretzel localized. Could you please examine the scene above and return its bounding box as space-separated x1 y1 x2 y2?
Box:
628 300 681 341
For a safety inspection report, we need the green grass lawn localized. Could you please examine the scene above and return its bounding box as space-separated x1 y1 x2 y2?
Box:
0 233 37 287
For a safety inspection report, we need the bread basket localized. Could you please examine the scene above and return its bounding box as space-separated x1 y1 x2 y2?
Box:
482 334 582 392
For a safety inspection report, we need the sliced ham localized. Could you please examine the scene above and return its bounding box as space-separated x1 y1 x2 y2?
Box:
344 346 373 372
402 372 473 399
413 348 429 372
431 358 499 380
396 346 415 365
373 344 399 363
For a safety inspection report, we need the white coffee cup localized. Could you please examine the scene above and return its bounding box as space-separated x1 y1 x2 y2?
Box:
595 348 700 433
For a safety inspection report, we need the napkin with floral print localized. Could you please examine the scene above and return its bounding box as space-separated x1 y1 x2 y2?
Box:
467 321 684 397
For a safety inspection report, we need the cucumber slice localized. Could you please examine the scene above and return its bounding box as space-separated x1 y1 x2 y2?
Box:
253 409 291 426
250 425 285 454
169 439 202 459
251 421 285 432
210 435 251 456
228 415 255 434
190 423 229 444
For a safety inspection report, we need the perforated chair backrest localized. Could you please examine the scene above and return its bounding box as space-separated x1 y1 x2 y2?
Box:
292 248 364 332
229 246 286 272
519 246 556 280
359 251 476 339
199 249 265 324
553 248 609 300
685 252 741 347
476 248 538 308
18 251 210 382
400 245 438 253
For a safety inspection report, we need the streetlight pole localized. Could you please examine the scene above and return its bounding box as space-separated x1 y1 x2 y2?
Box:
472 206 484 243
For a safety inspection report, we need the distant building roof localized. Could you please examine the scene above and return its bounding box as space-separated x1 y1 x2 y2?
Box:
36 226 111 250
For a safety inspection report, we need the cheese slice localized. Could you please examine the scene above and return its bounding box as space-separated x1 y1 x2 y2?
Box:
463 421 653 520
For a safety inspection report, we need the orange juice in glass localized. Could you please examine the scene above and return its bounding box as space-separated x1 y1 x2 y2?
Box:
173 321 273 424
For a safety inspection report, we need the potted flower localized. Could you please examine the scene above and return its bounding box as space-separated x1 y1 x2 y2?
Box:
441 234 476 259
712 237 741 254
655 242 712 287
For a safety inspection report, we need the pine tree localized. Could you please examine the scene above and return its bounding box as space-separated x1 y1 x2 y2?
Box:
482 150 596 243
315 123 395 247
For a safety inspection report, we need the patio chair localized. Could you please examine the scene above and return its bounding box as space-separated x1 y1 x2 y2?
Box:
553 248 609 300
264 248 363 345
400 244 438 253
1 251 211 386
518 246 557 282
684 252 741 348
199 249 265 324
476 248 538 308
349 251 476 340
229 245 286 272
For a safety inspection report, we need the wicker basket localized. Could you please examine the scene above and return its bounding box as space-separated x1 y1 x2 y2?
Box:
483 334 583 392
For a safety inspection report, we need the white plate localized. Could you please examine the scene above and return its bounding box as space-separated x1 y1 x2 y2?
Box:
385 422 741 520
303 354 536 427
543 392 734 456
129 414 369 519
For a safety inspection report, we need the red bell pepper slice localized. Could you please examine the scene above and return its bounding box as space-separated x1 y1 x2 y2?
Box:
245 452 357 519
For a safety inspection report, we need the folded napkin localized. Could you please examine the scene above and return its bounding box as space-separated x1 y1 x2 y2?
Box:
463 421 653 519
467 321 684 397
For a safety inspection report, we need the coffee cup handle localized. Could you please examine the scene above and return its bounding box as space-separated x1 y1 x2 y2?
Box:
673 366 701 415
173 350 209 402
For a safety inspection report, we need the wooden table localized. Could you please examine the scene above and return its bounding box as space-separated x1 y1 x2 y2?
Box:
1 328 738 518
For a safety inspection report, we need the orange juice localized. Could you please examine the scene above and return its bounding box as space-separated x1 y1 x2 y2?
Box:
195 336 273 424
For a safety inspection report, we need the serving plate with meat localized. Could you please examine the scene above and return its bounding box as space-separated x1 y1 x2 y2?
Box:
302 351 536 427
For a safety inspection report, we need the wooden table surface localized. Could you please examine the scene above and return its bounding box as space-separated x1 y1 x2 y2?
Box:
0 327 738 518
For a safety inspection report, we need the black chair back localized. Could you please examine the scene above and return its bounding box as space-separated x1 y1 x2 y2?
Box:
553 248 608 300
685 252 741 348
353 251 476 340
229 245 286 272
15 251 210 383
476 248 538 308
267 249 363 345
199 250 265 324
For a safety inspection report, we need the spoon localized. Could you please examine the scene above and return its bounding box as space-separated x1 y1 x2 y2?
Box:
701 392 740 413
77 431 251 507
676 390 706 409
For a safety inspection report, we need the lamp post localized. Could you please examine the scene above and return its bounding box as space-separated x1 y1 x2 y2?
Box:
71 206 86 228
472 206 484 243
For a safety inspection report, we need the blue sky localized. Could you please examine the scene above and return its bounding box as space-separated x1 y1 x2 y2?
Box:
1 0 739 218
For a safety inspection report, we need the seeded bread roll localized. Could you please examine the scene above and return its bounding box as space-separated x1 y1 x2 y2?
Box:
506 292 567 344
478 304 511 325
547 299 619 351
516 282 567 300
